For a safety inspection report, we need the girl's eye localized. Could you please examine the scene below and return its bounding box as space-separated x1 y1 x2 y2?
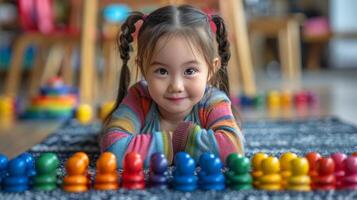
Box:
154 68 168 75
184 68 197 76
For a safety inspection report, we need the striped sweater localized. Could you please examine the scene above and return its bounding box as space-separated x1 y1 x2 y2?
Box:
101 81 244 168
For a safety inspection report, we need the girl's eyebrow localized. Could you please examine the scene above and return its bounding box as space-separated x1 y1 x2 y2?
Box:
183 60 199 65
150 61 168 67
150 60 199 67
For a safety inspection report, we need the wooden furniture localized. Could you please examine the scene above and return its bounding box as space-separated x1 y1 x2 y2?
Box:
4 0 258 105
302 17 332 70
79 0 98 104
4 33 79 98
3 0 81 98
249 16 303 88
304 33 331 70
220 0 256 96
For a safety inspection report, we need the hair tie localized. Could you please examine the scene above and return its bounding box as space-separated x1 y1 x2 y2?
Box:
207 14 216 33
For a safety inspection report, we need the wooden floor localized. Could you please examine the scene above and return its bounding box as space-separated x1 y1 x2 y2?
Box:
0 121 61 158
0 69 356 159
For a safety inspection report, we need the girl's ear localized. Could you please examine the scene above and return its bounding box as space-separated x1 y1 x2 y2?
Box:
208 57 220 81
213 57 220 73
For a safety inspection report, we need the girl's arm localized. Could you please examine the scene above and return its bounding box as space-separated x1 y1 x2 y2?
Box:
101 83 173 168
172 90 244 163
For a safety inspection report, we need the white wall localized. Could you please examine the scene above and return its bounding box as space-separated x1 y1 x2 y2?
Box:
329 0 357 68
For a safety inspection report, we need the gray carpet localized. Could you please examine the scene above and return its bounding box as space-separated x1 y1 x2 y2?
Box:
1 117 357 199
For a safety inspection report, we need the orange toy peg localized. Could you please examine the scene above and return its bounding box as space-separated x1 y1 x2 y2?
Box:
94 152 119 190
63 154 90 192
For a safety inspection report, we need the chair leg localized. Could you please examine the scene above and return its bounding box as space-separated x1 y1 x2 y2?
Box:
279 19 302 89
80 0 98 104
102 39 122 101
101 40 112 101
4 35 31 98
306 43 323 70
220 0 256 96
287 19 302 82
219 0 241 96
28 42 48 97
61 42 76 86
40 44 65 86
278 28 289 79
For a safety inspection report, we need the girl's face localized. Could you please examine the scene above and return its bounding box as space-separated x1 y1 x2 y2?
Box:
144 35 218 120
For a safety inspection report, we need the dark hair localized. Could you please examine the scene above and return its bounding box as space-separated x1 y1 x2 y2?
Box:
106 5 237 123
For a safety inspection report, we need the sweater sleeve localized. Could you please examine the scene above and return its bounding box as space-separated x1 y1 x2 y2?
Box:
101 82 173 168
172 88 244 163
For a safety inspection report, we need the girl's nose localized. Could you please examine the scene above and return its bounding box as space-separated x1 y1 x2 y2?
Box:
168 77 184 93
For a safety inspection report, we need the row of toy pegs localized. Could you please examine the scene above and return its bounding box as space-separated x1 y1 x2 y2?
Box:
231 89 318 109
0 151 249 192
1 151 356 193
252 151 357 190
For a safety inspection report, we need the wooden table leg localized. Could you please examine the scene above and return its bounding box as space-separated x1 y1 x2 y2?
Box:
278 27 289 79
288 19 302 83
279 19 301 89
220 0 256 96
219 0 241 96
28 42 48 97
4 34 33 98
61 42 76 86
40 44 65 86
80 0 98 104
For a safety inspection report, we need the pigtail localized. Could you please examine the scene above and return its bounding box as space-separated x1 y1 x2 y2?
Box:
105 12 144 124
211 15 242 127
117 12 144 104
211 15 231 95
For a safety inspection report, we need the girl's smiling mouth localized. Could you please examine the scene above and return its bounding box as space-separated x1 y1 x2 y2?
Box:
166 97 186 102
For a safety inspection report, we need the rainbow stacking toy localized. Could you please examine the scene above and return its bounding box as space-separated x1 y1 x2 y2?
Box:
22 77 78 119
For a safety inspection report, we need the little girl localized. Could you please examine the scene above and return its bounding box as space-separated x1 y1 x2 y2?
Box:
101 5 244 168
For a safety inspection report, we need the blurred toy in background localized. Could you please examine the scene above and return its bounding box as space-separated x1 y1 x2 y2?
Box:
303 17 330 39
18 0 80 34
18 0 54 34
0 96 15 125
21 76 78 120
102 4 131 39
99 101 115 122
233 89 318 110
76 104 93 124
0 3 17 25
103 4 131 24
